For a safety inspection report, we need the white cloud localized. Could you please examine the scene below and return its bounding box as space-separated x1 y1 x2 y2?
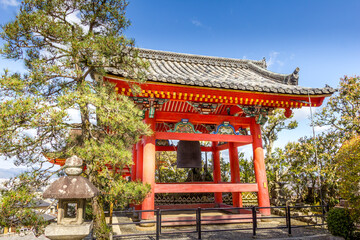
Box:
191 20 203 27
292 108 310 121
314 125 332 133
66 108 81 123
0 156 18 169
191 19 211 31
239 145 253 159
292 107 320 122
0 0 18 7
66 11 82 25
267 51 285 68
277 60 284 67
66 11 88 33
267 51 279 67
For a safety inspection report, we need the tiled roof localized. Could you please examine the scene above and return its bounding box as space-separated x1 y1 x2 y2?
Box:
105 48 335 95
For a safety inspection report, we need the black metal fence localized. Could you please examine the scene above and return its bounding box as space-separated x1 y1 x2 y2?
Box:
109 205 329 239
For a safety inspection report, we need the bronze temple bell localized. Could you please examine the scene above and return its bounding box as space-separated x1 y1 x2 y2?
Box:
176 140 202 168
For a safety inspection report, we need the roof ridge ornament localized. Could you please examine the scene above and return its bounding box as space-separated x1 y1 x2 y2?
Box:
137 48 264 67
284 67 300 85
262 57 267 69
247 62 300 86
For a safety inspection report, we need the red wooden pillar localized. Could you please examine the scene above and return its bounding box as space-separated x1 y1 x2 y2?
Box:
131 144 137 181
212 141 222 204
135 141 143 211
136 141 143 181
250 119 271 215
229 142 243 207
130 144 137 209
141 113 156 219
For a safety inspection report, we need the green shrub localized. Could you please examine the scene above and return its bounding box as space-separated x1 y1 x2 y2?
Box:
327 208 355 239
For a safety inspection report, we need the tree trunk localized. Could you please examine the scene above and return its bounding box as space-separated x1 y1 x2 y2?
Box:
92 196 110 240
78 78 92 143
77 81 108 237
265 141 274 160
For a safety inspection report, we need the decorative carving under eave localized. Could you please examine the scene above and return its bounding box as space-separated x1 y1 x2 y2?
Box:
168 119 201 134
238 127 249 136
187 102 219 114
132 97 168 118
211 122 249 146
239 105 275 125
211 121 249 136
212 121 239 135
156 139 171 146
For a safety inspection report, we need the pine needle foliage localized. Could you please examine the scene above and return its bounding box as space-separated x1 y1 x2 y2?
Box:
0 173 47 235
315 76 360 139
0 0 151 238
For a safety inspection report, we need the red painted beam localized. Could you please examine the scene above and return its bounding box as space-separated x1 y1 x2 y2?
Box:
154 183 258 193
155 111 251 126
156 203 215 210
155 132 253 143
215 142 249 151
155 181 218 184
156 146 213 152
156 181 213 184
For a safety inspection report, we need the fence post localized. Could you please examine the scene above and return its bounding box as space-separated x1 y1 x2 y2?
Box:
285 206 288 228
321 204 328 226
324 204 329 227
156 209 160 240
252 206 257 237
197 207 202 240
159 209 162 234
287 206 292 236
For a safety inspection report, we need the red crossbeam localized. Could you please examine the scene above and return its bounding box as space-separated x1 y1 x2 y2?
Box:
155 112 251 126
215 142 250 151
155 132 253 143
156 146 213 152
154 183 258 193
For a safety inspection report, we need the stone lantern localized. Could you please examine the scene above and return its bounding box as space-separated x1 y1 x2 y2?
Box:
43 156 99 240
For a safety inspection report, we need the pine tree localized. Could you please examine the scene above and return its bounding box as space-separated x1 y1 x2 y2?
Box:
0 0 151 238
261 109 297 200
314 76 360 139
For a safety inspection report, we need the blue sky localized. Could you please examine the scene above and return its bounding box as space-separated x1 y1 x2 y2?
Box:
0 0 359 168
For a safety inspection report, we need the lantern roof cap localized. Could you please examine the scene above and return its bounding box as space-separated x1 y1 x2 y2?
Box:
43 176 99 199
43 156 99 199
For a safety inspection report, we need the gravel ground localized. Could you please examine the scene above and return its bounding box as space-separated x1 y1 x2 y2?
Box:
0 216 335 240
0 232 48 240
114 216 332 240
